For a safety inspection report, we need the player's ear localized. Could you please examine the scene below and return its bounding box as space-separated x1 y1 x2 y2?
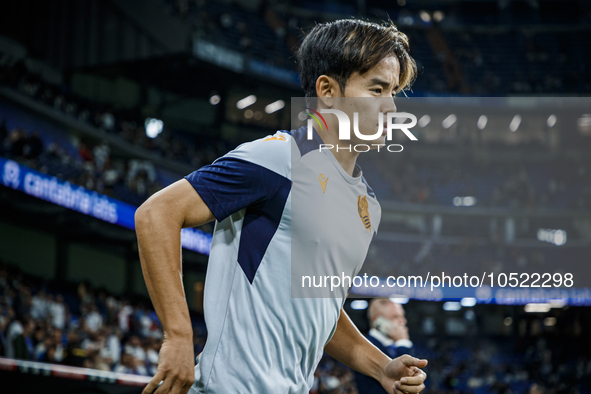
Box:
315 75 336 107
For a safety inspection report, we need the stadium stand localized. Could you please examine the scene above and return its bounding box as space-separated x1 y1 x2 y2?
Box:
1 0 590 393
159 0 591 96
2 263 591 393
0 262 206 376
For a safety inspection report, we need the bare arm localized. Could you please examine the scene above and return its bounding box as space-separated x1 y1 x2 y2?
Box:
325 309 390 380
135 179 214 394
325 309 428 394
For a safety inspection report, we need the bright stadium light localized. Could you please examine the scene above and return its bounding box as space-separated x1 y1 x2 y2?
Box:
418 114 431 127
462 196 477 206
443 301 462 311
236 95 257 109
390 297 410 304
460 297 477 307
544 317 557 327
209 94 221 105
433 11 444 22
577 114 591 127
442 114 457 129
549 299 566 308
145 118 163 138
510 115 521 132
265 100 285 114
537 228 567 246
525 303 551 313
547 114 557 127
553 230 566 245
454 196 477 206
477 115 488 130
419 11 431 22
578 115 591 135
350 300 369 310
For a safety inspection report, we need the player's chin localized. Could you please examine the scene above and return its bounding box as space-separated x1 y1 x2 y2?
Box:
368 135 387 149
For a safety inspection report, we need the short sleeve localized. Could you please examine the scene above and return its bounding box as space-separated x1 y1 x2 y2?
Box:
184 157 289 222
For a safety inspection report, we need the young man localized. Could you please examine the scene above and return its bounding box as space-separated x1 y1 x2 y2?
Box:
135 19 427 394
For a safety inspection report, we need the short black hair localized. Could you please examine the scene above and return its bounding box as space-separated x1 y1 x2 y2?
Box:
296 19 417 98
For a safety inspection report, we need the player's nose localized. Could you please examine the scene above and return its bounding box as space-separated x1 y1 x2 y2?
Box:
381 97 397 114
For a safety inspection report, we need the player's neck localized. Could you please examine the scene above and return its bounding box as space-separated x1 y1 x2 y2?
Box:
316 128 360 177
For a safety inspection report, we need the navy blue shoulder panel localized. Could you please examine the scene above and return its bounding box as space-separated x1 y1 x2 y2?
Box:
184 157 291 283
237 177 291 283
184 157 286 223
290 126 324 159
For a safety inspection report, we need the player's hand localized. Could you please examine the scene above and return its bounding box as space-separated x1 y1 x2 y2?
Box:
142 336 195 394
379 354 427 394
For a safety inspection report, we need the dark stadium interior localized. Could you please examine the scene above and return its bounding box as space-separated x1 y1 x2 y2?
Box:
1 0 590 393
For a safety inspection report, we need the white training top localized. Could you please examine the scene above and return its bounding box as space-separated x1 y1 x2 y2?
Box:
185 126 381 393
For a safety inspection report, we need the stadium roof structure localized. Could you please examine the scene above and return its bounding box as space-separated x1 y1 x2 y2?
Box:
78 53 301 101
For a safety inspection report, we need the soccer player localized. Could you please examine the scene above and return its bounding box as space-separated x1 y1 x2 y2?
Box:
135 19 428 394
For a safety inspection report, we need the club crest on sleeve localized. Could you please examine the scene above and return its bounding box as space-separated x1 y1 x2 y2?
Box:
357 195 371 231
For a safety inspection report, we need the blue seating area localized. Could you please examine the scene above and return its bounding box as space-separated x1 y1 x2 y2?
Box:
446 29 591 95
366 239 590 283
161 0 591 95
360 156 591 209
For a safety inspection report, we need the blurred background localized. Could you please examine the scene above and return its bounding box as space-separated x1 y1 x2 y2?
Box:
0 0 590 393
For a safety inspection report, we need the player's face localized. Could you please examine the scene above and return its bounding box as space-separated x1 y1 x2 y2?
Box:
337 55 400 146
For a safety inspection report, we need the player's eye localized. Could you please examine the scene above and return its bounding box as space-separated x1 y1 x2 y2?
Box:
372 88 382 94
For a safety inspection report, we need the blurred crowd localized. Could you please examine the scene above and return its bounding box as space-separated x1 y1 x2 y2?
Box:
367 159 591 209
0 56 230 169
0 120 163 206
0 263 360 390
362 237 590 286
3 114 591 211
311 339 591 394
3 39 591 211
163 0 591 96
312 355 358 394
448 30 591 96
414 336 591 394
0 264 206 376
2 263 590 393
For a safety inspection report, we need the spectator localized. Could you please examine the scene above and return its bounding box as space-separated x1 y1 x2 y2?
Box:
30 289 49 320
5 317 24 358
105 327 122 364
84 305 103 333
51 328 65 362
113 352 147 376
63 331 86 367
145 337 160 376
124 335 146 363
13 318 35 360
355 299 413 394
49 294 67 330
